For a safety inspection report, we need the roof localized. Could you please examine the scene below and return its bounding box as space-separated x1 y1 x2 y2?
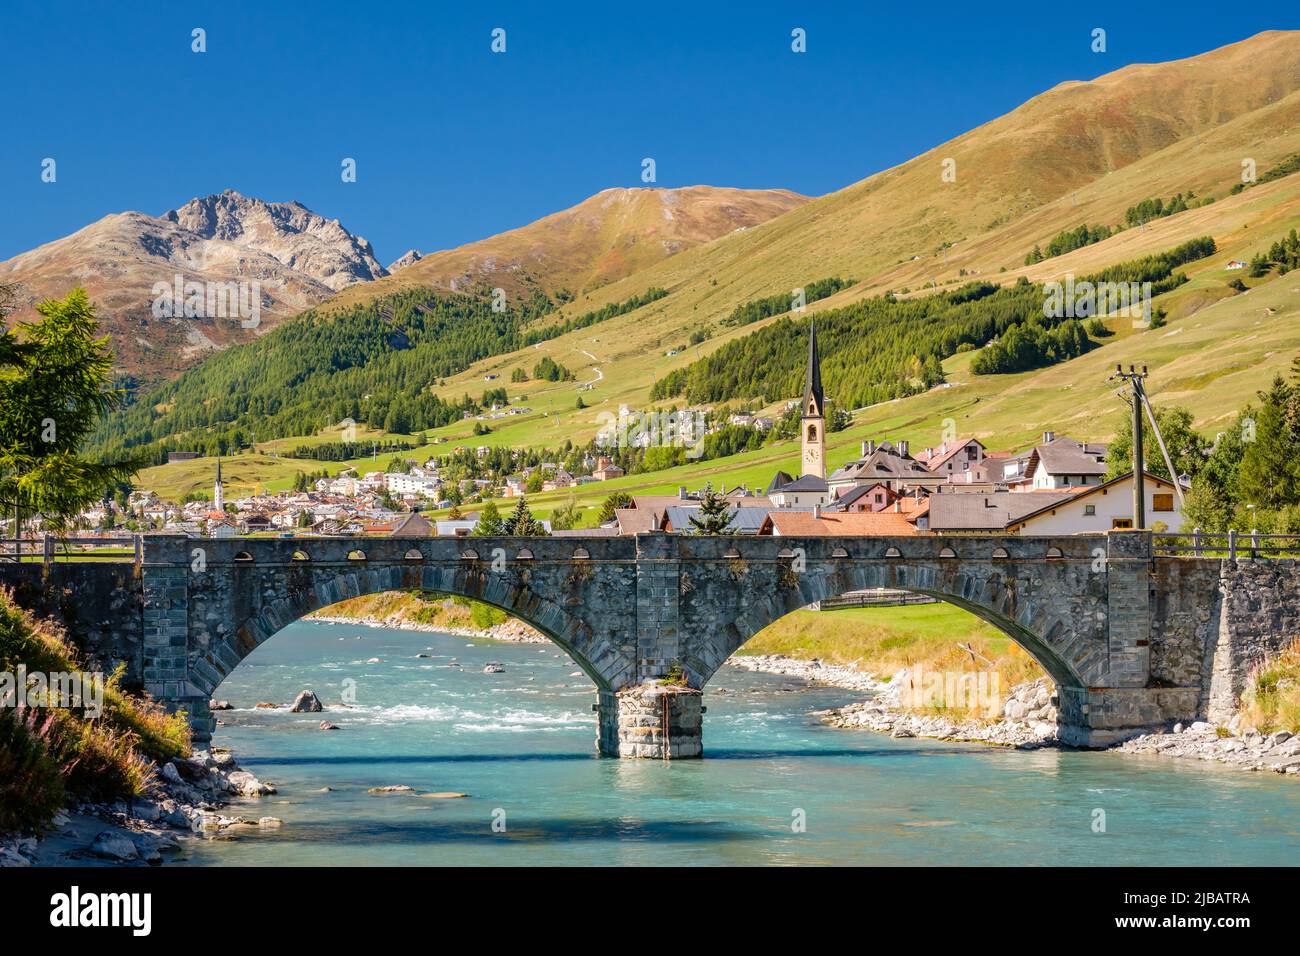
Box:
614 508 660 535
828 446 934 483
765 471 796 494
661 505 804 535
762 510 920 536
772 474 829 493
825 483 895 511
630 495 692 512
551 527 619 537
925 491 1078 531
1023 438 1108 479
916 437 983 471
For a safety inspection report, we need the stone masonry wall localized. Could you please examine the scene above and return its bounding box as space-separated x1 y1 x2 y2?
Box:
1206 559 1300 722
0 563 143 686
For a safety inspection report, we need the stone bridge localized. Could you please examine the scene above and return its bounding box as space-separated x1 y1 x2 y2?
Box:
4 531 1298 758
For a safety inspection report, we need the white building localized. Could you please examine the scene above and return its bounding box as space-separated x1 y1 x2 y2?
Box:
1006 472 1184 535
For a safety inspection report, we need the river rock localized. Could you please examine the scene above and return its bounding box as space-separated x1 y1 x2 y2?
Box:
210 700 233 710
319 721 340 730
290 689 323 713
368 785 415 794
130 798 161 822
227 770 276 796
90 830 138 861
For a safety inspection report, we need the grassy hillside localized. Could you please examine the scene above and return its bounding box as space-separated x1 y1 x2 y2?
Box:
327 185 808 306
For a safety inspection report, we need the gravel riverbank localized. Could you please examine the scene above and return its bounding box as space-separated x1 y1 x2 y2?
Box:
0 749 279 867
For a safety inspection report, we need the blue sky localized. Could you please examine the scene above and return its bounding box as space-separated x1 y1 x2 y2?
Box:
1 1 1296 264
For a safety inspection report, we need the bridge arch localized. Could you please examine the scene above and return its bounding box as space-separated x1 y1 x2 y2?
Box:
176 538 642 737
678 536 1112 695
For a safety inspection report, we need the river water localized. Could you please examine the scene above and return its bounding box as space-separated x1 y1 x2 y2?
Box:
179 621 1300 866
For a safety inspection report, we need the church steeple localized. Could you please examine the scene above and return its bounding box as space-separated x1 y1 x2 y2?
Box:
800 321 827 480
214 457 225 512
803 320 824 418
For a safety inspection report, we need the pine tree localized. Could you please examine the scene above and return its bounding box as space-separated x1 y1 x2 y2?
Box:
1237 374 1299 510
0 288 144 532
474 499 504 536
503 496 545 535
688 484 735 535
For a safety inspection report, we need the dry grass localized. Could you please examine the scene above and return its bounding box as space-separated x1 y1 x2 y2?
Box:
0 590 191 834
1239 640 1300 733
738 602 1046 718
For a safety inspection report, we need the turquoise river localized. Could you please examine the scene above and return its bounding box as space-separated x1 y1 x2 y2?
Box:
177 620 1300 866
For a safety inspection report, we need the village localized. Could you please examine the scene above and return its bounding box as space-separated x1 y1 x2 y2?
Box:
67 324 1186 543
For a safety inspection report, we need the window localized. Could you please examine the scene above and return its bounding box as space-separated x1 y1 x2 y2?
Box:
1112 518 1133 529
807 424 817 442
1153 493 1174 512
1084 504 1096 516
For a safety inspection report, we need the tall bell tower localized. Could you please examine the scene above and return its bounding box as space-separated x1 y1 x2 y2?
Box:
213 457 225 512
800 322 826 479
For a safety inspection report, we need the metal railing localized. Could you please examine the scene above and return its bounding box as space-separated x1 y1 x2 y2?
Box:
1154 529 1300 559
0 534 143 568
812 588 938 610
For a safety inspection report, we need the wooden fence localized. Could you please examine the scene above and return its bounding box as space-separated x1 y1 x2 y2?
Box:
0 534 143 568
1154 529 1300 559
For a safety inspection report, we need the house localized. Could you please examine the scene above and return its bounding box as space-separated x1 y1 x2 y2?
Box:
768 474 830 508
827 440 946 495
925 490 1078 534
361 512 433 537
613 508 661 535
826 482 899 513
915 437 986 478
1005 472 1184 534
1019 434 1108 489
1225 260 1248 270
592 457 625 481
238 514 273 534
435 519 479 537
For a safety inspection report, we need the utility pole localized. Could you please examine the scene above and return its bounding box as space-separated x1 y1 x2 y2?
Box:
1109 364 1149 529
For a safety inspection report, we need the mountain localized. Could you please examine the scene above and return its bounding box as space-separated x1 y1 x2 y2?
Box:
386 249 424 273
0 190 387 381
326 185 809 309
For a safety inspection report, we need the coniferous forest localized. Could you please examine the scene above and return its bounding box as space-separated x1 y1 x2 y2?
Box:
88 284 668 463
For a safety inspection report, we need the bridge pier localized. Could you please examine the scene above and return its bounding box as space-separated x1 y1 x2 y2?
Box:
597 684 703 759
1057 687 1205 747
